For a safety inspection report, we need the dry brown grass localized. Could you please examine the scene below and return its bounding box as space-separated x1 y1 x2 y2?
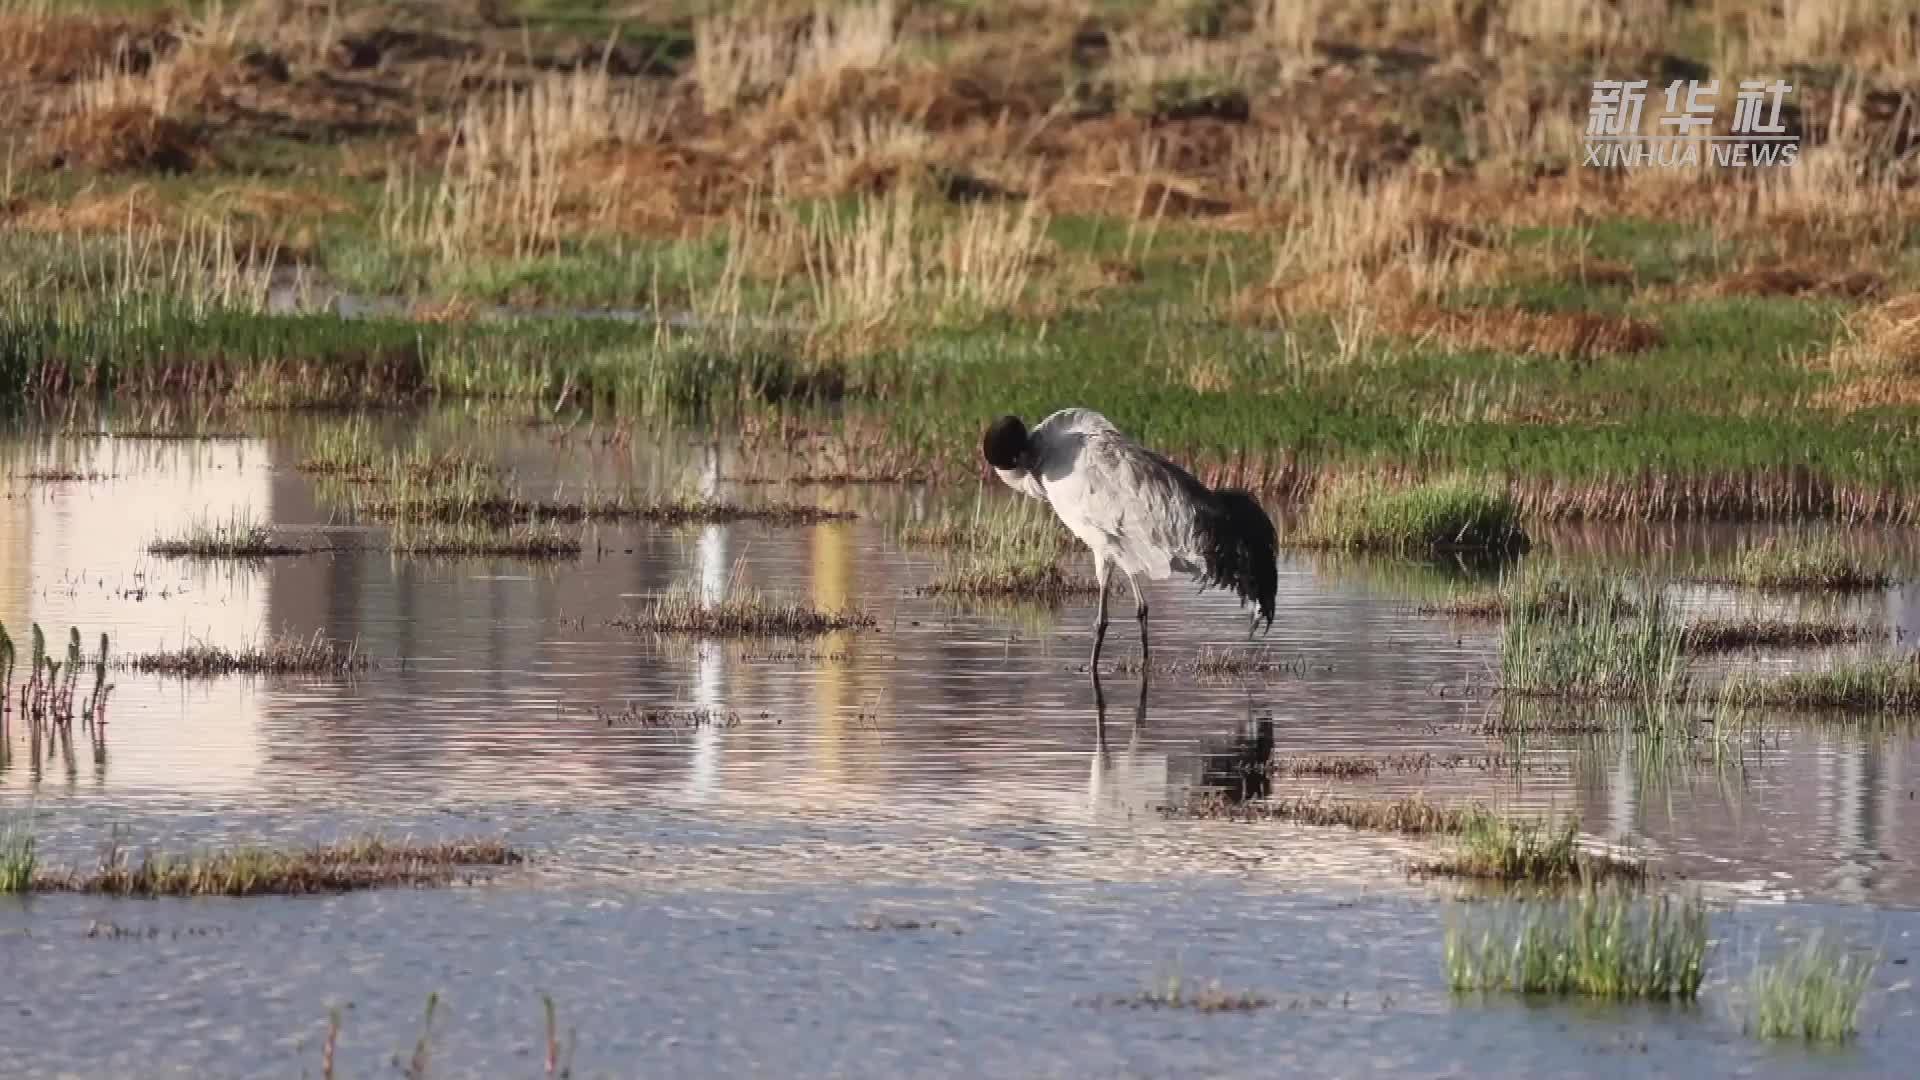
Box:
1811 292 1920 412
382 64 669 258
800 185 1049 336
694 1 900 116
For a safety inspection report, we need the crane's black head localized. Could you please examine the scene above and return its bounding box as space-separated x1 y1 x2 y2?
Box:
982 415 1030 470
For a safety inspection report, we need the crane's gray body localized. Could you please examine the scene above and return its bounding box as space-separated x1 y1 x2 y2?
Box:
992 408 1209 590
986 407 1277 669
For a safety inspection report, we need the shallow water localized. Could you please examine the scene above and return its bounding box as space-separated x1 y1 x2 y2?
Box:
2 416 1918 1077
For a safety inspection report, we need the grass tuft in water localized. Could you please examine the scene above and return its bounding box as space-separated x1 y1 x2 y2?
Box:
32 835 524 897
611 582 876 638
1294 477 1530 556
1411 813 1647 886
129 632 368 677
1164 793 1480 834
913 503 1095 598
1103 646 1307 678
1420 566 1638 620
0 827 35 893
1679 617 1879 653
1716 658 1920 713
1501 587 1690 702
1747 933 1875 1043
360 472 853 528
147 513 303 558
1445 887 1707 1001
388 521 582 559
1704 536 1894 591
19 466 107 482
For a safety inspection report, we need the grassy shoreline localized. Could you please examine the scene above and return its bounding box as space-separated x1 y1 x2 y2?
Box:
3 2 1919 521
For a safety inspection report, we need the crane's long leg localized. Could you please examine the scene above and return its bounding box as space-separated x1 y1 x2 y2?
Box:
1122 569 1150 670
1090 556 1113 673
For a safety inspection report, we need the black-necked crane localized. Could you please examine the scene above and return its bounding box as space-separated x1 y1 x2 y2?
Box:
981 408 1278 670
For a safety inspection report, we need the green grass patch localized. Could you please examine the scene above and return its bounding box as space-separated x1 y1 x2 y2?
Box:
1500 588 1690 702
1701 536 1895 591
0 827 35 893
1717 659 1920 713
1292 478 1529 556
1419 564 1638 620
1445 888 1708 1001
1747 933 1876 1044
610 582 877 638
1679 617 1880 653
1411 813 1648 887
912 503 1097 598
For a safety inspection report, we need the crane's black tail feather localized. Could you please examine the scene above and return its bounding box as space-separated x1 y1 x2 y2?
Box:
1196 488 1278 632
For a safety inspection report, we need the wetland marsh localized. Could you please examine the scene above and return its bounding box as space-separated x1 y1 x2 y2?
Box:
5 0 1920 1075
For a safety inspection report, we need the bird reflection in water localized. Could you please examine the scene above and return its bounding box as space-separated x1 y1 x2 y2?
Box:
1088 670 1149 815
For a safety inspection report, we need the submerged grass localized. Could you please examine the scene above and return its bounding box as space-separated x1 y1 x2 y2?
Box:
1096 971 1273 1013
129 631 367 677
1445 887 1707 1001
1292 478 1529 556
32 836 524 897
1747 933 1876 1043
611 581 876 638
147 513 302 557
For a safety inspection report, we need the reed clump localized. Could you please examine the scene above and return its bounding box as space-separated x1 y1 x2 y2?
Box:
128 631 367 677
1747 933 1876 1043
31 835 524 897
1294 477 1530 556
1445 887 1708 1001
